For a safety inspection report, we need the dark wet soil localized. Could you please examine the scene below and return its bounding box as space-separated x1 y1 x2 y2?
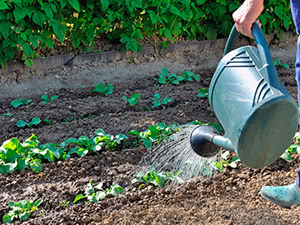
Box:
0 66 300 225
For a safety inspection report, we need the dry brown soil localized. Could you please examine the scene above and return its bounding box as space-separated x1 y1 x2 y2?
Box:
0 41 300 225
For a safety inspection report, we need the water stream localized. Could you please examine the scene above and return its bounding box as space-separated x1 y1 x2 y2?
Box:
136 125 220 183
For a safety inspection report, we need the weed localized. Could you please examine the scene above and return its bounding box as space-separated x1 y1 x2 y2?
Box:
11 98 32 108
3 199 41 223
123 93 141 106
152 93 172 109
90 83 113 96
16 117 41 128
41 95 58 104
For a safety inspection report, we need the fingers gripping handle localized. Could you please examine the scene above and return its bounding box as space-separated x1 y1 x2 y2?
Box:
223 22 280 88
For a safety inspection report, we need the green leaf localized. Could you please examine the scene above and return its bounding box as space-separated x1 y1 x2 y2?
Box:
0 0 9 10
281 151 293 161
16 120 27 127
22 43 33 56
13 7 27 21
212 122 223 133
32 11 47 27
31 117 41 125
197 89 208 98
101 0 109 12
11 99 22 108
24 59 34 68
3 213 13 223
73 194 87 203
0 21 12 39
68 0 80 12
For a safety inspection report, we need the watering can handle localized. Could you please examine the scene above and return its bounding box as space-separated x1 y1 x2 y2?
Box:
224 22 280 88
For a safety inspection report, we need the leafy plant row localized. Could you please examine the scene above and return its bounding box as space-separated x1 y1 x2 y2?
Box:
0 0 293 67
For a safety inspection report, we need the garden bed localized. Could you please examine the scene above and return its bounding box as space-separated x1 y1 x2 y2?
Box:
1 42 300 225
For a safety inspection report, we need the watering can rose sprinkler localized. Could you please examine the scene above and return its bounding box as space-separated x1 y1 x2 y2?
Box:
190 22 299 169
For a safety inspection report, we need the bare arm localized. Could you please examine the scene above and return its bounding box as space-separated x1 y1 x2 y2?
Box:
232 0 264 38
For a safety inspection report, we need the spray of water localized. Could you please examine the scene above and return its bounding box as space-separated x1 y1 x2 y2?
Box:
136 125 220 183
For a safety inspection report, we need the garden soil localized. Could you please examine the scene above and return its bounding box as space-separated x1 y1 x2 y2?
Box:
1 39 300 225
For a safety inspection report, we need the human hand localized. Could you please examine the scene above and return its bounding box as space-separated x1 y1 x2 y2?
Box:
232 0 264 38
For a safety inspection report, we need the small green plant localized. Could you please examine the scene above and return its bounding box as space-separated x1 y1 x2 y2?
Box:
152 94 172 108
59 200 70 209
0 134 66 174
3 199 41 223
155 68 200 85
197 88 209 98
129 123 179 148
123 93 141 106
281 132 300 161
16 117 41 128
273 59 289 69
41 95 58 104
215 151 240 173
3 113 14 117
43 119 54 125
132 168 184 189
11 98 32 108
90 83 114 96
61 130 128 158
73 180 125 204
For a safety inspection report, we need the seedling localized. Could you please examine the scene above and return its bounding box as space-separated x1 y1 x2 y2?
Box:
3 113 14 117
90 83 114 96
197 88 209 98
0 134 66 174
132 168 184 189
281 132 300 161
11 98 32 108
41 94 58 104
129 122 179 148
43 119 54 125
123 93 141 106
152 93 172 108
273 59 289 69
155 67 200 85
215 151 240 173
73 179 125 204
3 199 41 223
16 117 41 128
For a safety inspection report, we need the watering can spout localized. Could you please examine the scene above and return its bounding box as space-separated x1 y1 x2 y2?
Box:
190 125 234 158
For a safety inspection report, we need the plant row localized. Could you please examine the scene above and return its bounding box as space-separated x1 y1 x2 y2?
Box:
0 0 293 67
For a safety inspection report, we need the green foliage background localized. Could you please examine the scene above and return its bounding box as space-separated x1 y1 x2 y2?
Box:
0 0 293 67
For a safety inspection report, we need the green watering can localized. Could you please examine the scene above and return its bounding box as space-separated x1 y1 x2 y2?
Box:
190 22 299 168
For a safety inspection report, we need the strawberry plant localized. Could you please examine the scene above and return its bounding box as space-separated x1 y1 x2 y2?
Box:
11 98 32 108
155 68 200 85
152 94 172 109
197 89 209 98
90 83 114 96
3 199 41 224
16 117 41 128
123 93 141 106
41 95 58 104
73 179 125 204
132 168 183 189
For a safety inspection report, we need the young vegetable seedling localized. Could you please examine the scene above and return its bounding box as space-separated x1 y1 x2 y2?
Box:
90 83 114 96
155 67 200 85
41 94 58 104
123 93 141 106
152 93 172 109
3 199 41 223
16 117 41 128
11 98 32 108
197 88 208 98
273 59 289 69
